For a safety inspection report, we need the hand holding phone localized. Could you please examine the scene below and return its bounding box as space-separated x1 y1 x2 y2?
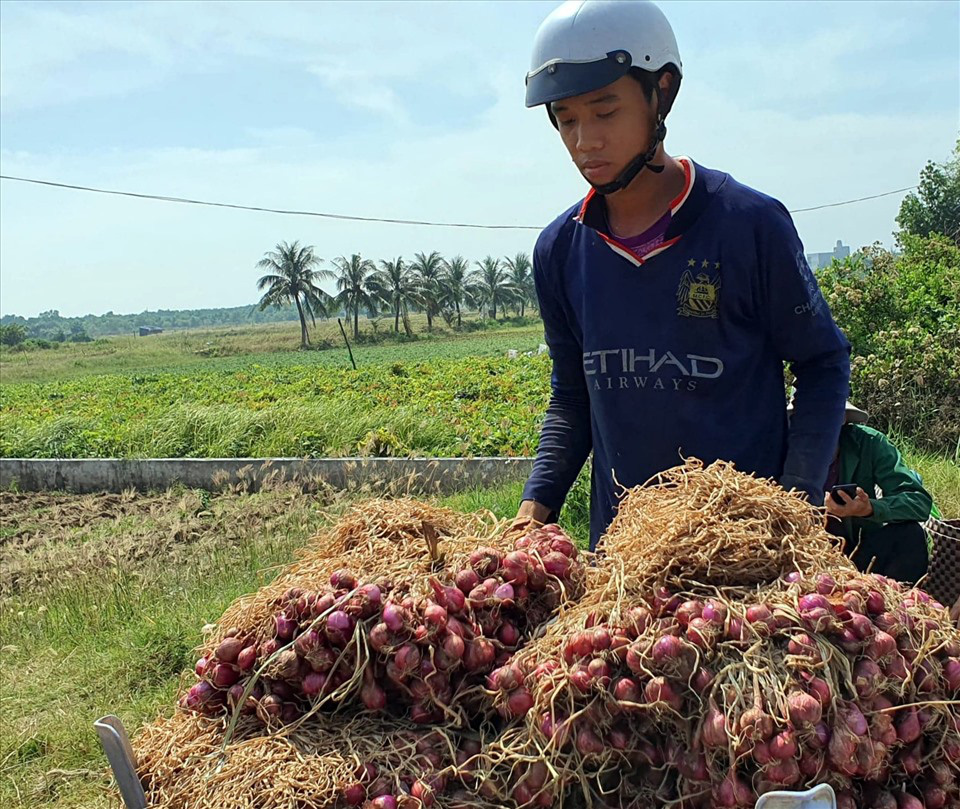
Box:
829 483 859 501
825 484 874 518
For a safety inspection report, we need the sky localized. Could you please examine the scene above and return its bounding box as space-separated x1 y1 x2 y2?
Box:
0 0 957 319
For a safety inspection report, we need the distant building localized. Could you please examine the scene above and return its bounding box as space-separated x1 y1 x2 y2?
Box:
806 240 850 270
138 326 164 336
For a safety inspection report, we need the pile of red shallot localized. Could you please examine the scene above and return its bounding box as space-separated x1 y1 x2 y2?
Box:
181 524 584 728
479 569 959 808
133 467 960 809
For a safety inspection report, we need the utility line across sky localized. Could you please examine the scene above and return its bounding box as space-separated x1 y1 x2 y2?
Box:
0 174 918 230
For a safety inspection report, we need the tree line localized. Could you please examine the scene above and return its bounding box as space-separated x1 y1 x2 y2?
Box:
0 244 537 348
0 303 304 345
256 242 537 347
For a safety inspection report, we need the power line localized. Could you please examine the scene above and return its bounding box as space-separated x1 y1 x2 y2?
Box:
789 185 917 213
0 175 542 230
0 173 917 228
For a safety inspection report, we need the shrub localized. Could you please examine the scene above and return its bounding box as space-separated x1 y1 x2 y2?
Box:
818 233 960 454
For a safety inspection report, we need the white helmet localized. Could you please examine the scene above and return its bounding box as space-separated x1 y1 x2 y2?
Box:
525 0 683 193
525 0 682 109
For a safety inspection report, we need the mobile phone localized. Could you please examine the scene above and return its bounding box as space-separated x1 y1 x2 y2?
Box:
829 483 859 500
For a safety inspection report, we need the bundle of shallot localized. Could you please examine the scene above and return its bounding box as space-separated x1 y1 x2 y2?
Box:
479 569 960 808
602 458 851 590
135 709 500 809
182 521 584 728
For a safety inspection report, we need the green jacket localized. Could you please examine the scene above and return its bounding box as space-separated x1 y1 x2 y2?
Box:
835 424 933 542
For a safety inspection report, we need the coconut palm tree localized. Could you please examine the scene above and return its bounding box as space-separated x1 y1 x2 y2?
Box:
441 255 472 329
409 250 445 332
371 256 417 336
468 255 515 320
255 241 334 348
502 252 534 317
331 254 378 339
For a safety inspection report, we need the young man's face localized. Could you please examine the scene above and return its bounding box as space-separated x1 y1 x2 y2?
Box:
550 74 657 188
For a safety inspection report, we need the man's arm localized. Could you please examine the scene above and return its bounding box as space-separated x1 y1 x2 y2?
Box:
859 429 933 525
519 236 592 521
759 204 851 504
782 350 850 504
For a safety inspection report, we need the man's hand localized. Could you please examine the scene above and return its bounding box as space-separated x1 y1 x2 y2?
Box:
506 500 553 537
824 487 874 519
951 596 960 627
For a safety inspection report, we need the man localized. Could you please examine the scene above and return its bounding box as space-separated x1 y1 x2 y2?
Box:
817 401 932 584
514 0 851 549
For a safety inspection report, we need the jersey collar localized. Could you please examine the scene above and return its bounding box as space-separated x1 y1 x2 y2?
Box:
575 156 696 267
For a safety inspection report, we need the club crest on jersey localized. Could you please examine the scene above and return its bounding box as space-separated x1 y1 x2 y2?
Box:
677 264 721 319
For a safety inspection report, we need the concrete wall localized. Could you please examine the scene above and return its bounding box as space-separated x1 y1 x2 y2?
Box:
0 457 535 495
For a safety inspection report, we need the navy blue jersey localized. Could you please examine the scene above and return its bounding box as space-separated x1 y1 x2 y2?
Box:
521 158 851 548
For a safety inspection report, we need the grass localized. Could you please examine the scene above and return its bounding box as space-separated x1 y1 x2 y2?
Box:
0 315 544 385
0 484 328 807
902 439 960 516
0 317 553 460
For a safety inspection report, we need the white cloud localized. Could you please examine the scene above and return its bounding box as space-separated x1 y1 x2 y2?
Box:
307 63 409 121
690 21 904 102
0 2 194 110
0 1 521 111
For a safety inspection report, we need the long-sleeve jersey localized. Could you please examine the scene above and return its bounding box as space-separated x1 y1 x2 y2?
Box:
521 158 852 548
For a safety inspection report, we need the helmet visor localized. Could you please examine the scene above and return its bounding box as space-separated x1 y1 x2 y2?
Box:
525 51 633 108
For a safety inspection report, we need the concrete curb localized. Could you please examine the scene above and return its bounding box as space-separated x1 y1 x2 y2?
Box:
0 457 535 495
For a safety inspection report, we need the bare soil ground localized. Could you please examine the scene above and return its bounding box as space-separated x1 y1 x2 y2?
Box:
0 486 333 599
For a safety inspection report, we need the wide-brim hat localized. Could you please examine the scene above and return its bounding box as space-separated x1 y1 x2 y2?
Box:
786 398 868 425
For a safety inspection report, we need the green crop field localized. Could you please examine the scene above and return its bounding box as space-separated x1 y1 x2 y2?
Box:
0 354 550 459
1 318 551 458
2 317 958 514
0 316 545 385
